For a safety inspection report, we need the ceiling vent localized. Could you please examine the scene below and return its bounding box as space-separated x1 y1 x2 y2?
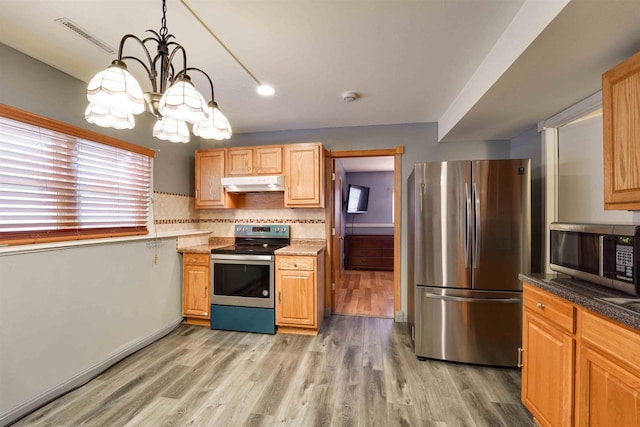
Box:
55 18 115 54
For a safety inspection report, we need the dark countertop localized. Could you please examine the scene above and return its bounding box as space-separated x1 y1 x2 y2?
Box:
519 273 640 331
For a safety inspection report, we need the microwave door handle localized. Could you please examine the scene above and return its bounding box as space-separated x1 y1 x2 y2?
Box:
473 182 480 268
599 235 604 276
464 183 471 268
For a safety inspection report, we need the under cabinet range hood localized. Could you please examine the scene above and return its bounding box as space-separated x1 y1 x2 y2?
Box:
221 175 285 192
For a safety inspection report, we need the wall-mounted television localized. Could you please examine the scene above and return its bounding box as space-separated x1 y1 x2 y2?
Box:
346 184 370 213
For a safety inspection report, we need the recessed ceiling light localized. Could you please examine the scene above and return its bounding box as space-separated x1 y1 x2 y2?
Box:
257 85 276 96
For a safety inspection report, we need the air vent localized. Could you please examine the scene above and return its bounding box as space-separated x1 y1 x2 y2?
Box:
55 18 115 54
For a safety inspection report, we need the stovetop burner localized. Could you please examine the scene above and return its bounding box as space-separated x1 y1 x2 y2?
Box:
211 224 290 256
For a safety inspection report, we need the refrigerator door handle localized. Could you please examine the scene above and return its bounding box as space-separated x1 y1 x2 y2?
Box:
473 182 480 268
422 291 520 304
464 183 471 268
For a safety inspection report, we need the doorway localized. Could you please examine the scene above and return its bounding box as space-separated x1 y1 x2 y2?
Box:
326 147 403 319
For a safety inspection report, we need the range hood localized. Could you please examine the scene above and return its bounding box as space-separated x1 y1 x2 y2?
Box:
221 175 285 192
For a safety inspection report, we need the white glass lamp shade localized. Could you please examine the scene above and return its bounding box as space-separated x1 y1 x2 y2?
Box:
86 62 145 115
158 75 208 124
193 103 232 140
85 103 134 130
153 118 190 143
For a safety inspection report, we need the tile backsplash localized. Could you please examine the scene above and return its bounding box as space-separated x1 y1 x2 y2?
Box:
153 192 326 239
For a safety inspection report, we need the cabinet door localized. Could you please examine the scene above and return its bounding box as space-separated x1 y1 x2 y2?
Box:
255 146 283 175
276 269 315 327
195 150 227 208
284 143 323 207
183 265 210 318
576 344 640 427
227 148 253 176
603 51 640 210
522 309 575 427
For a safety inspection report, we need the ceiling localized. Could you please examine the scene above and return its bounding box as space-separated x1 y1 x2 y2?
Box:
1 0 640 144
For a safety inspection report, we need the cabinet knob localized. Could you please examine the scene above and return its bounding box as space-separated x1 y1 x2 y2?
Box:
536 302 545 309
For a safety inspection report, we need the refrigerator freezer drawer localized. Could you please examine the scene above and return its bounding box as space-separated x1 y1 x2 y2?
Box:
413 286 522 367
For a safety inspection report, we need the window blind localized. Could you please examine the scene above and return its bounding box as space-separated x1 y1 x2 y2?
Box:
0 106 154 245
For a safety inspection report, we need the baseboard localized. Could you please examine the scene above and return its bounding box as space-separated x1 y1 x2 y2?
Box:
0 318 183 427
394 311 407 322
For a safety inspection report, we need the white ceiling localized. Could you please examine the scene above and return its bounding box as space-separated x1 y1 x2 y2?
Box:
338 157 394 172
0 0 639 143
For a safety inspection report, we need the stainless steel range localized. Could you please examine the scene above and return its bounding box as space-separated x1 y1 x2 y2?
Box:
210 224 290 334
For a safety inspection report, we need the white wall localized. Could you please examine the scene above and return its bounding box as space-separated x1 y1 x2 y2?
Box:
0 239 182 423
0 43 188 425
558 114 640 223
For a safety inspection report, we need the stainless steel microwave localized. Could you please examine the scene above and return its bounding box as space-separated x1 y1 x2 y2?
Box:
549 222 640 296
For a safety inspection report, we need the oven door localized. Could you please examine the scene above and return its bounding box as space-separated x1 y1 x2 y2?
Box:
210 254 274 309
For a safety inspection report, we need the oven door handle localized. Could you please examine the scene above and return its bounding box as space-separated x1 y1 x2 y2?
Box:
211 254 274 262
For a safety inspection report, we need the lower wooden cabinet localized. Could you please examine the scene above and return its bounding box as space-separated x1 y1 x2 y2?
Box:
182 253 210 326
521 282 640 426
576 309 640 427
522 306 575 427
275 252 325 335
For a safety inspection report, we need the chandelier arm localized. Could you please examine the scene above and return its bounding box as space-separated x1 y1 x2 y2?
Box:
117 34 155 68
166 45 188 79
120 56 158 93
185 67 215 102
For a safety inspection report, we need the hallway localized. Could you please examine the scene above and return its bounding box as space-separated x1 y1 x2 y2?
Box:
333 269 394 318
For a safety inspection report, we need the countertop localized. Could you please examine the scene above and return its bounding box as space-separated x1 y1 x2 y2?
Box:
520 273 640 331
178 240 326 256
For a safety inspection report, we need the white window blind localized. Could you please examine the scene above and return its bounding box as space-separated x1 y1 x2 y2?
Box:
0 105 154 245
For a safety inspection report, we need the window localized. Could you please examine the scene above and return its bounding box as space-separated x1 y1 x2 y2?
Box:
0 104 155 245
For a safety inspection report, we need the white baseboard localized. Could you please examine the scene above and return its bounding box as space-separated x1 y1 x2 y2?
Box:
0 318 183 427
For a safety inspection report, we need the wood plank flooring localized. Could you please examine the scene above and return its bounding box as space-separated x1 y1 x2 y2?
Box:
334 270 394 318
12 316 534 426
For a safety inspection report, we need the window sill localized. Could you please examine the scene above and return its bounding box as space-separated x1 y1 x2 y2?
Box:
0 230 210 256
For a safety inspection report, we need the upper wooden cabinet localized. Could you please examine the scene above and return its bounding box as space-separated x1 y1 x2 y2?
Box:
284 142 324 207
195 149 236 208
602 51 640 210
227 145 283 176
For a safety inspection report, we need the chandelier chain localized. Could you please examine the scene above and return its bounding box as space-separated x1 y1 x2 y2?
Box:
160 0 168 38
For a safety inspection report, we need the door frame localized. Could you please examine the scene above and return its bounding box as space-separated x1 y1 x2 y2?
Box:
324 146 404 316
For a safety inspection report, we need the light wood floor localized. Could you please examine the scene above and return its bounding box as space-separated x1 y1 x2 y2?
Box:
334 270 394 318
13 316 533 427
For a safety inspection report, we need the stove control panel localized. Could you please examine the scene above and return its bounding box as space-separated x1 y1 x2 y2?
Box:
234 224 290 238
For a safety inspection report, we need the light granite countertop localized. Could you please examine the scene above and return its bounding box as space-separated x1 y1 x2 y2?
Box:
520 273 639 331
178 239 326 256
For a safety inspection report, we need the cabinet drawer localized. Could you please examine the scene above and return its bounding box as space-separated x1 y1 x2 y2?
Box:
581 308 640 371
348 237 381 248
523 283 576 334
183 253 210 266
277 256 315 271
382 238 394 248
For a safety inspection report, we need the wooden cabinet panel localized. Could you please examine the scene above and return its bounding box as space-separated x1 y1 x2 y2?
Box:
255 146 283 175
195 149 236 209
345 235 394 271
227 148 253 176
523 283 576 334
182 253 210 326
284 143 323 207
275 253 324 334
276 269 315 327
522 308 575 427
576 345 640 427
603 50 640 210
227 146 283 176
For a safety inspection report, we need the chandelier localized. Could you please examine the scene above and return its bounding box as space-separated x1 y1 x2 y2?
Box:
84 0 231 143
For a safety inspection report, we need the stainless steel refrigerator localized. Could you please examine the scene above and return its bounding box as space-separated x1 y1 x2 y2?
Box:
407 159 530 367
